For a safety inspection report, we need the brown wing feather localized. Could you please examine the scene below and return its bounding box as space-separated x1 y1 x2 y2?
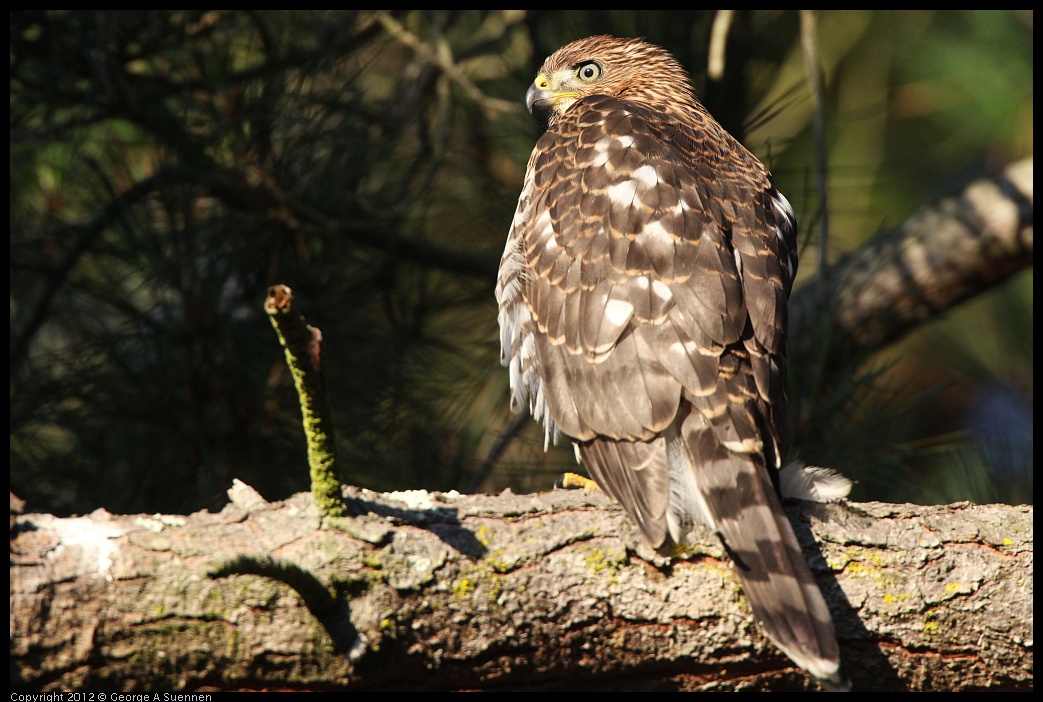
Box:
522 96 752 439
576 436 670 549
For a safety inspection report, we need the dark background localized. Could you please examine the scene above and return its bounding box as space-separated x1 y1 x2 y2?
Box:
10 10 1033 516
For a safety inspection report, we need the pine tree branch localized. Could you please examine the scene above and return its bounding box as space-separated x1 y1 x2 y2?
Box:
790 157 1033 367
11 486 1032 691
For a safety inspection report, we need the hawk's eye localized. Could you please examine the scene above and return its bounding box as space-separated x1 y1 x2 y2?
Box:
576 62 602 82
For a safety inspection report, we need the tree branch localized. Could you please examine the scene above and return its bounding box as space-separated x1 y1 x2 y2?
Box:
790 157 1033 367
371 11 520 120
11 485 1032 691
265 285 346 518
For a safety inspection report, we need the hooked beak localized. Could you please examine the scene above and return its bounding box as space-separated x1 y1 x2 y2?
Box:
525 76 556 114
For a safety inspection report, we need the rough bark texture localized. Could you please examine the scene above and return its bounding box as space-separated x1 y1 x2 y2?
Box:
11 483 1032 692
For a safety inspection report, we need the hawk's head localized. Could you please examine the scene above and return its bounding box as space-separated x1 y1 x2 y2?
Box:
526 35 698 121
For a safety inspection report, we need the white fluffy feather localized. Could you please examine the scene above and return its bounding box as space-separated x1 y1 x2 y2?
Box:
779 461 853 502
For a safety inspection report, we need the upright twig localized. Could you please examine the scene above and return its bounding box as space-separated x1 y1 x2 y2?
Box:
265 284 346 518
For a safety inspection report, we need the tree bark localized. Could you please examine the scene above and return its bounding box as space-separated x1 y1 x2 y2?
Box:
11 483 1032 692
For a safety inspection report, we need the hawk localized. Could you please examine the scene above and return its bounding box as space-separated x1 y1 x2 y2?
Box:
496 36 847 688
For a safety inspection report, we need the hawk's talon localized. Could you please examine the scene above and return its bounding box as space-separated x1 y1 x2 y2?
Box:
554 472 600 492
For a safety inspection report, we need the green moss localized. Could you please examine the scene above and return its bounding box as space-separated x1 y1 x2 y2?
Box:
583 546 628 580
475 525 493 548
842 551 900 603
452 577 476 598
483 548 511 573
450 562 504 605
922 607 941 635
266 290 346 518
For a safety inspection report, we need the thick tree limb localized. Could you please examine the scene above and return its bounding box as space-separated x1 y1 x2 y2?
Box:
790 157 1033 367
11 484 1032 691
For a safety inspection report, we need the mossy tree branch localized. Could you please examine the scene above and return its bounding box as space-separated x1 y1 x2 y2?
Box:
265 284 346 518
10 486 1033 691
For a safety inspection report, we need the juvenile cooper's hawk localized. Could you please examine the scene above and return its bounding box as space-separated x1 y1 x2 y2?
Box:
496 36 847 688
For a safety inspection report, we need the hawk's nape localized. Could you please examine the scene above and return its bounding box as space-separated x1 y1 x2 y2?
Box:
496 35 847 689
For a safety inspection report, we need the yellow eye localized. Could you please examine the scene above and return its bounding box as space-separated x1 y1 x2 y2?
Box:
576 62 602 82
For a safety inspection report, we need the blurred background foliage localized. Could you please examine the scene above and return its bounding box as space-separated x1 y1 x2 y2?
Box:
10 10 1032 516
